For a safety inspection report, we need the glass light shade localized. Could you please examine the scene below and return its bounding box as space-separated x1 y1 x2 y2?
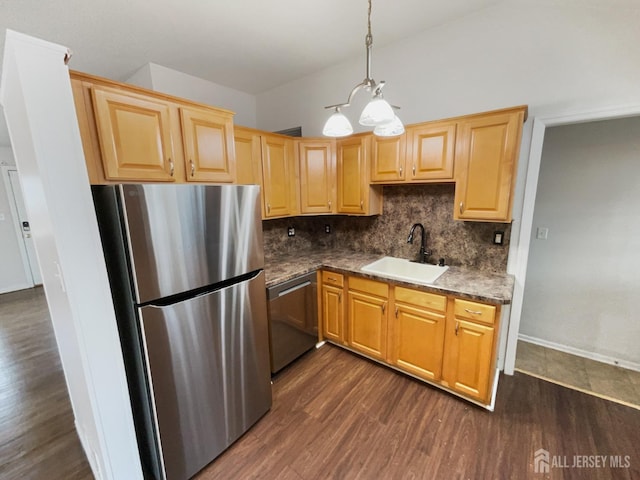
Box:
359 97 395 126
323 111 353 137
374 115 405 137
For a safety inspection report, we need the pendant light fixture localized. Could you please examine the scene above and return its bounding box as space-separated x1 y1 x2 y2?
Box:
322 0 404 137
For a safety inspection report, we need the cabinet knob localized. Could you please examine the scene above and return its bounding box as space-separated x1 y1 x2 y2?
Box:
459 202 464 214
399 165 403 177
360 200 364 210
328 200 332 209
190 159 195 177
338 292 342 302
395 307 399 318
412 165 416 177
381 302 387 314
464 308 483 316
455 321 459 336
267 203 271 213
168 158 174 177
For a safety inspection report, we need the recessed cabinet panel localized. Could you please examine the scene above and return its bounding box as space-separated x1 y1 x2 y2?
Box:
407 122 456 181
91 86 176 181
348 290 387 361
261 135 297 218
371 135 406 182
337 136 368 214
180 107 235 183
299 141 334 214
233 128 261 185
448 319 494 402
394 304 445 381
322 284 344 343
454 109 525 222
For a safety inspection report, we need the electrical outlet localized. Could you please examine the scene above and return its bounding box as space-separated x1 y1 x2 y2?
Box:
493 231 504 245
536 227 549 240
287 227 295 237
325 224 331 234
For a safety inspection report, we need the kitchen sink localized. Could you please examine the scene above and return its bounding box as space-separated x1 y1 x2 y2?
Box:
361 256 449 286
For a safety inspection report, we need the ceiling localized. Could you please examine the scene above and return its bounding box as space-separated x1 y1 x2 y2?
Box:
0 0 504 94
0 0 505 146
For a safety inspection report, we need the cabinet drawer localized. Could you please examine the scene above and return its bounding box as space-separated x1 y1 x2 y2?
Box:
322 271 344 287
394 287 446 312
349 276 388 298
454 299 496 325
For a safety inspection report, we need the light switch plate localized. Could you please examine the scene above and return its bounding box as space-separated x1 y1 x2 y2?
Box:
536 227 549 240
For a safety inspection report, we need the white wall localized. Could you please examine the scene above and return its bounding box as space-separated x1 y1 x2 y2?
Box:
256 1 640 136
127 63 257 128
1 30 142 479
0 146 31 292
520 117 640 367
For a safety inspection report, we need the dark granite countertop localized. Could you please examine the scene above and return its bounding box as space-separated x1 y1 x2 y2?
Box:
264 248 514 305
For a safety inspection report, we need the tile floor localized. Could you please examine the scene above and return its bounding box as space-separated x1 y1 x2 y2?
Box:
515 340 640 409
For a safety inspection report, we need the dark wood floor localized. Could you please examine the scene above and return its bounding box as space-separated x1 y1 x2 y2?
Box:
2 287 640 479
197 344 640 480
0 287 92 480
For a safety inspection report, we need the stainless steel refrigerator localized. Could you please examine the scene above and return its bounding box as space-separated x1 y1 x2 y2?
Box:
92 184 272 480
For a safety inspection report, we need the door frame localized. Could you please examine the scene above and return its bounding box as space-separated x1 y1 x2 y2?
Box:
504 103 640 374
1 165 35 290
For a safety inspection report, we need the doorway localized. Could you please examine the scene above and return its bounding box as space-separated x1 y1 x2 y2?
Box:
515 116 640 409
2 166 42 286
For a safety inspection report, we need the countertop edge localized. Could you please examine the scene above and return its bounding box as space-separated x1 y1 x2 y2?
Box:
264 253 514 305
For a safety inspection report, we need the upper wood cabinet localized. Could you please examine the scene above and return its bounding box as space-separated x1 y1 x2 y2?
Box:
336 135 383 216
260 134 298 218
406 121 456 181
91 86 177 182
179 106 235 183
370 135 407 182
298 140 335 214
71 71 237 185
233 127 262 185
454 107 526 222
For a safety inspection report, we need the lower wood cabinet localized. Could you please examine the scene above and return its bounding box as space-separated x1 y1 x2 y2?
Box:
347 277 389 361
320 271 345 344
391 287 446 382
318 271 502 407
442 298 497 403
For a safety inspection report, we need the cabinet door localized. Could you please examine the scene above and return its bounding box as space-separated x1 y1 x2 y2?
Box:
233 128 262 185
322 284 344 344
91 86 176 181
348 289 388 361
444 318 494 402
406 122 456 181
336 136 368 214
298 140 335 214
180 107 235 183
261 135 297 218
393 303 445 381
370 135 406 182
454 109 525 221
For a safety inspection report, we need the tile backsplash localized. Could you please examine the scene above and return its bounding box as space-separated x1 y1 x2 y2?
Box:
263 184 511 273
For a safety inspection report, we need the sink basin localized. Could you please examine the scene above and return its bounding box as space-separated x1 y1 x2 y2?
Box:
361 256 449 286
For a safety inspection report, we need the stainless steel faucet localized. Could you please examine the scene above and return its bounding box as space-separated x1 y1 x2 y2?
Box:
407 223 431 263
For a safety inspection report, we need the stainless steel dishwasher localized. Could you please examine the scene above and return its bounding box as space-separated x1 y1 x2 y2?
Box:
267 272 318 374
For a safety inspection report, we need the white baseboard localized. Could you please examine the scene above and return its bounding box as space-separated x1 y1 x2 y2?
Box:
75 421 103 480
0 282 33 295
518 334 640 373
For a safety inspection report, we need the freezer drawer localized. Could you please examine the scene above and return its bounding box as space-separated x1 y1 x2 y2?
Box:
139 271 271 480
